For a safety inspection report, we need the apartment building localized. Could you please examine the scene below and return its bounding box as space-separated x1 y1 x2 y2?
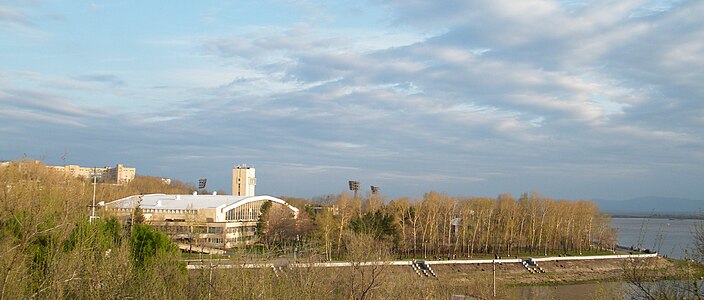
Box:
49 163 136 184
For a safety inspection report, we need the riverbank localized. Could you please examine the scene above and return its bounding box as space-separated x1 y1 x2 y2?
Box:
460 257 673 285
385 256 680 298
456 256 701 299
386 255 675 286
187 254 677 285
186 255 684 299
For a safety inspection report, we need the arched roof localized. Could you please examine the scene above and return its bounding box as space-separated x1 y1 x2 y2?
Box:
106 194 299 216
220 195 299 215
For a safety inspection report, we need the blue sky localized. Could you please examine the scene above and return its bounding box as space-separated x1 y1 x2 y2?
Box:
2 0 703 201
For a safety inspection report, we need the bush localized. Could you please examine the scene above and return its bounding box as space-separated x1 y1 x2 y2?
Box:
129 224 180 270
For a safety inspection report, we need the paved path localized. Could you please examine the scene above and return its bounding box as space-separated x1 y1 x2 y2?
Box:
185 253 658 270
177 243 226 255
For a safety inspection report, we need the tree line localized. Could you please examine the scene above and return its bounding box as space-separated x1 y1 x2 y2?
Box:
1 159 620 298
299 191 616 261
0 160 193 298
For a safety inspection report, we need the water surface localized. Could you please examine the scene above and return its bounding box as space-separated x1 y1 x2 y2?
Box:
512 282 626 299
513 218 701 298
611 217 700 259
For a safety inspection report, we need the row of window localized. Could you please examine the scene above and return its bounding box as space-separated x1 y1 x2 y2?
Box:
207 227 222 234
227 236 254 243
155 225 256 235
226 226 256 234
207 235 256 245
225 201 265 221
207 238 223 244
143 208 196 214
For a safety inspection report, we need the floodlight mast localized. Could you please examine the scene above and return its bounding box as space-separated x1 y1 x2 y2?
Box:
368 186 381 214
197 178 207 195
348 180 360 216
370 186 379 195
348 180 360 198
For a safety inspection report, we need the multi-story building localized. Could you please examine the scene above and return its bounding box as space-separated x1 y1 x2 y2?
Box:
105 193 299 249
49 165 99 179
232 165 256 196
49 163 136 184
105 164 136 184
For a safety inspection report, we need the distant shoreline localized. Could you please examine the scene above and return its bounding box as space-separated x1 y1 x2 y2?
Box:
609 214 704 220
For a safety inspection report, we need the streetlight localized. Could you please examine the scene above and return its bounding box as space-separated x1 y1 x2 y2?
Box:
493 258 496 298
88 168 102 223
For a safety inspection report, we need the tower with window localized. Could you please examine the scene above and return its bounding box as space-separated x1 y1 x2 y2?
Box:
232 165 256 196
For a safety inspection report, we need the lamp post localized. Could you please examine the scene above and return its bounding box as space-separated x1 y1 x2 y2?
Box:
492 258 497 298
88 168 100 224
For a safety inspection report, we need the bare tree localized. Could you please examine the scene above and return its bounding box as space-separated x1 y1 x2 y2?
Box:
341 232 391 300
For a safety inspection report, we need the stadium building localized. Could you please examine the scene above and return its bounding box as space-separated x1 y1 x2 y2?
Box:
105 193 298 249
104 165 298 249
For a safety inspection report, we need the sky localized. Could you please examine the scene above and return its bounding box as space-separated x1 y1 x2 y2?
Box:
1 0 703 201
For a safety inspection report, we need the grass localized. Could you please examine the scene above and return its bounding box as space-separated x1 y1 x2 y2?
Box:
508 278 618 287
668 258 704 277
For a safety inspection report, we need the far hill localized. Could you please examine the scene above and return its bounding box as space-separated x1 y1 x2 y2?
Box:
593 196 704 217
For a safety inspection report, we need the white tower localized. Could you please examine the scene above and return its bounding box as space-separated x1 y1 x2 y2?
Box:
232 165 256 196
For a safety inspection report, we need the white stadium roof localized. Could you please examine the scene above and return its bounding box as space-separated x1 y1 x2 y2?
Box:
106 194 299 213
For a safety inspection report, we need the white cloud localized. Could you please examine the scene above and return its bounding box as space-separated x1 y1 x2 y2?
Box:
0 108 86 127
0 6 31 29
374 172 485 183
2 0 703 199
277 163 360 174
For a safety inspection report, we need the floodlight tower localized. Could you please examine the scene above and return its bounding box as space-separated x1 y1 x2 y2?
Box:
348 180 360 216
348 180 360 198
368 185 381 214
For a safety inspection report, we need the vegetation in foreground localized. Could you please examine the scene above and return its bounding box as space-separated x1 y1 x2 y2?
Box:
1 159 700 299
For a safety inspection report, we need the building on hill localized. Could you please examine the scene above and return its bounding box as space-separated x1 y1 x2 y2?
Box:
232 164 256 196
105 193 299 249
49 163 135 184
306 205 339 216
105 164 136 184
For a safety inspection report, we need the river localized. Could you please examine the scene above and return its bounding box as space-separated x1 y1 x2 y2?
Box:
512 217 702 298
512 281 628 299
611 217 701 259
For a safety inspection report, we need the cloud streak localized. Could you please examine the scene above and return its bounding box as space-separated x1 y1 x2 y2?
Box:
0 6 31 29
